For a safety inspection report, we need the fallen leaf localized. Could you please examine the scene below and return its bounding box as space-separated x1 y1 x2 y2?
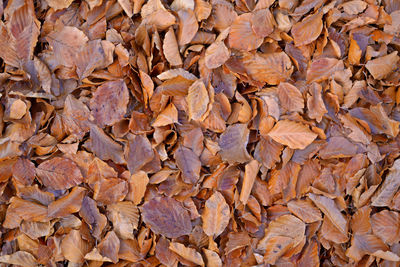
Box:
218 124 252 164
174 145 201 184
202 191 230 237
267 120 318 149
169 242 205 267
292 11 323 46
365 51 399 80
228 13 263 51
277 82 304 113
90 79 129 127
141 196 192 238
36 157 83 190
186 79 210 121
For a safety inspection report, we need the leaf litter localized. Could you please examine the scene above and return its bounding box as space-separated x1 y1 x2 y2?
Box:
0 0 400 265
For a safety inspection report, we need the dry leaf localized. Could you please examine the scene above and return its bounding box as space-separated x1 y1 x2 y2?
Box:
163 27 182 66
107 201 139 240
277 82 304 113
239 160 260 204
141 196 192 238
36 157 83 190
267 120 318 149
365 51 399 80
292 11 323 46
218 124 252 164
202 191 230 237
228 13 263 51
90 80 129 127
186 79 210 121
175 145 201 184
169 242 205 267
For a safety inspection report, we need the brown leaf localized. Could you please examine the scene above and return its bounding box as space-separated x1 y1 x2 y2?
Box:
350 103 400 138
218 124 252 164
371 210 400 245
107 201 139 240
36 157 83 190
365 51 399 80
0 251 37 267
292 11 323 46
228 13 263 51
141 196 192 238
125 134 154 174
346 234 399 261
90 80 129 127
318 136 358 159
97 231 120 263
287 199 322 223
93 177 128 205
48 186 86 218
195 0 212 21
307 83 327 122
239 160 260 204
177 9 198 46
251 8 275 38
257 214 305 262
175 145 201 184
309 193 348 234
61 229 92 263
240 51 294 85
254 136 283 169
152 103 178 127
186 79 210 121
169 242 205 267
45 0 74 10
90 125 125 164
277 82 304 113
79 196 107 239
267 120 318 149
371 159 400 207
0 3 40 68
12 158 35 185
126 171 149 204
163 27 182 66
202 191 230 237
21 221 53 241
306 57 343 83
205 41 230 69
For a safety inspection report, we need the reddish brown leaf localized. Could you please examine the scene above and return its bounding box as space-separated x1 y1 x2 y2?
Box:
36 157 83 190
202 191 230 237
90 80 129 127
218 124 252 164
141 196 192 238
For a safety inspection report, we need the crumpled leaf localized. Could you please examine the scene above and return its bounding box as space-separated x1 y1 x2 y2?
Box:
371 159 400 207
79 196 107 240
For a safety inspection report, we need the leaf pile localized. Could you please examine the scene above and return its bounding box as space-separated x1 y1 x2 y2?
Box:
0 0 400 266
